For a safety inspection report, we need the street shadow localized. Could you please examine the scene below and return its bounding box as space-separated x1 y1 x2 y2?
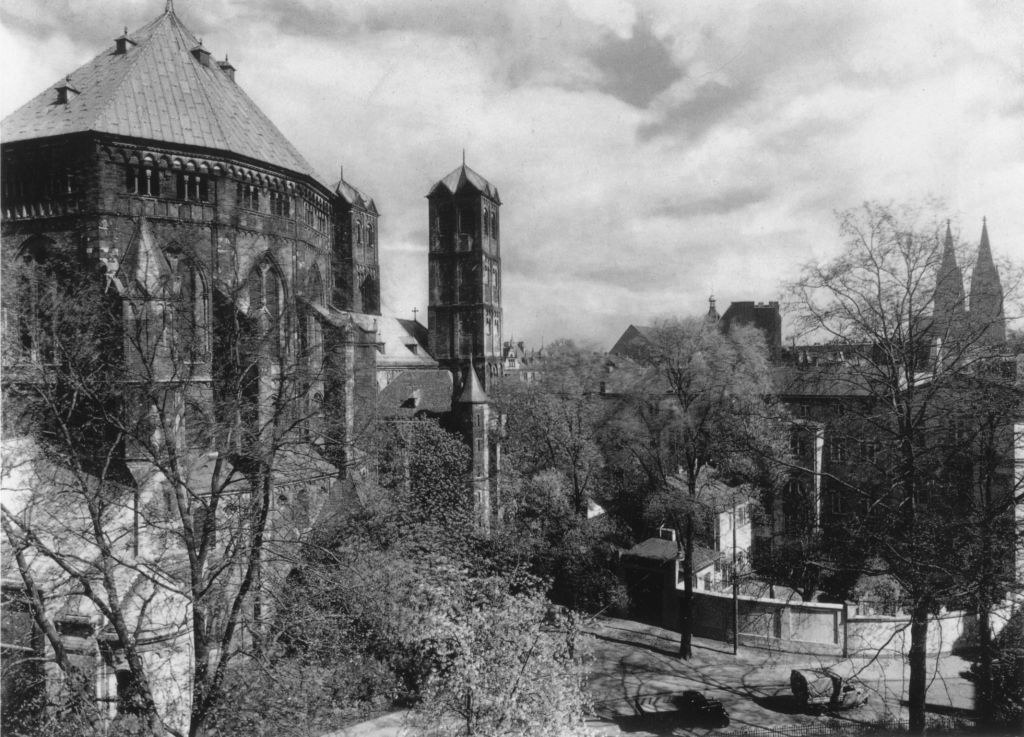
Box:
752 694 804 715
611 710 729 734
590 631 679 659
898 700 978 719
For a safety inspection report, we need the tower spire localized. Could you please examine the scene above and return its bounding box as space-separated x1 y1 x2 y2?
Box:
933 218 965 333
165 0 174 14
969 218 1005 346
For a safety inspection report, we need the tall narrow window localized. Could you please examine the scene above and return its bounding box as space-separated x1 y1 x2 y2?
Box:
305 266 324 376
161 252 208 363
13 237 59 363
247 259 285 359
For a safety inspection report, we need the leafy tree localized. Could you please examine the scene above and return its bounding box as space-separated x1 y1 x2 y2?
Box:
201 495 594 737
492 340 609 516
614 316 786 658
410 571 593 737
374 417 473 537
787 201 1023 733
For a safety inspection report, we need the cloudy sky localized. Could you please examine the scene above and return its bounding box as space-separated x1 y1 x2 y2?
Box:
2 0 1022 348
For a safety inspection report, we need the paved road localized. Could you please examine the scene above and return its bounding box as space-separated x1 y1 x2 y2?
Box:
325 616 976 736
585 616 976 735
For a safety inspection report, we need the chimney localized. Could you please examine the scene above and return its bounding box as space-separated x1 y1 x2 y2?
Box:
217 55 236 81
191 40 211 67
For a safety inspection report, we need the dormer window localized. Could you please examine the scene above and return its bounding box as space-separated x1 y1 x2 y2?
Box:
55 77 79 105
115 27 136 55
191 42 211 67
217 56 236 81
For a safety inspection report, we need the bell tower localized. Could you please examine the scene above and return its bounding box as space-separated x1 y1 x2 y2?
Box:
426 161 502 389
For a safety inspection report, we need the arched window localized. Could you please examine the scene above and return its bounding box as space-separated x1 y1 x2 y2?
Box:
12 237 58 362
304 266 324 374
159 248 208 363
127 156 160 197
247 258 285 358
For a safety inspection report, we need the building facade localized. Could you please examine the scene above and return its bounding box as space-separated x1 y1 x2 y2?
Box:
0 3 504 729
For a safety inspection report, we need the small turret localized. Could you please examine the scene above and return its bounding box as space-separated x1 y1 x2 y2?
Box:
706 295 720 322
458 366 492 531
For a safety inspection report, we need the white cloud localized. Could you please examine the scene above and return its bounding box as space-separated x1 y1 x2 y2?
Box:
2 0 1021 348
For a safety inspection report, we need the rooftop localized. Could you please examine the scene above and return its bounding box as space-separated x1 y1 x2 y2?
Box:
1 4 323 185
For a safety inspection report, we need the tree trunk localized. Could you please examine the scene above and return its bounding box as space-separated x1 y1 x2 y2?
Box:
976 597 994 727
678 511 694 659
907 598 930 734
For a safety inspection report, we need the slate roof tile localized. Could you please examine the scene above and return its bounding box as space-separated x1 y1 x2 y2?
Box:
2 7 324 185
428 163 501 202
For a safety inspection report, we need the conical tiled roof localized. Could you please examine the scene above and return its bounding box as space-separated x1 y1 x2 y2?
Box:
428 163 500 202
458 366 489 404
1 6 324 185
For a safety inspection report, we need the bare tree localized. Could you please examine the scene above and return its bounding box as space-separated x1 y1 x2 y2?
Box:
1 247 338 737
787 202 1023 733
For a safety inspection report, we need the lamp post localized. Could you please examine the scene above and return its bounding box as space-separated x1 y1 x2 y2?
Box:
732 499 739 656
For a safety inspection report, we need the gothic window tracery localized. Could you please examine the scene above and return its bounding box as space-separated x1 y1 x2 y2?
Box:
246 258 285 359
304 266 325 373
157 249 208 363
12 237 59 363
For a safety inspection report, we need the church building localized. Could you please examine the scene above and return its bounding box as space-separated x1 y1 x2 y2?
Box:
0 2 503 729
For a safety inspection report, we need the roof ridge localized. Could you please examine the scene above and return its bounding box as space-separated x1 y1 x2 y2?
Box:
167 13 235 157
91 12 182 139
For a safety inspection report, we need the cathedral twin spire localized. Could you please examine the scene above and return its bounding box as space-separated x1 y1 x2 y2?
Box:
933 219 1005 346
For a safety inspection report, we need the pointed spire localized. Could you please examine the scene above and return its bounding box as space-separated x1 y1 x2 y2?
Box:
165 0 174 14
462 148 466 166
933 218 966 331
969 218 1005 345
458 365 489 404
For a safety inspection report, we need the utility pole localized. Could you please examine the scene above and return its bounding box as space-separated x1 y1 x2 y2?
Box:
732 498 739 656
